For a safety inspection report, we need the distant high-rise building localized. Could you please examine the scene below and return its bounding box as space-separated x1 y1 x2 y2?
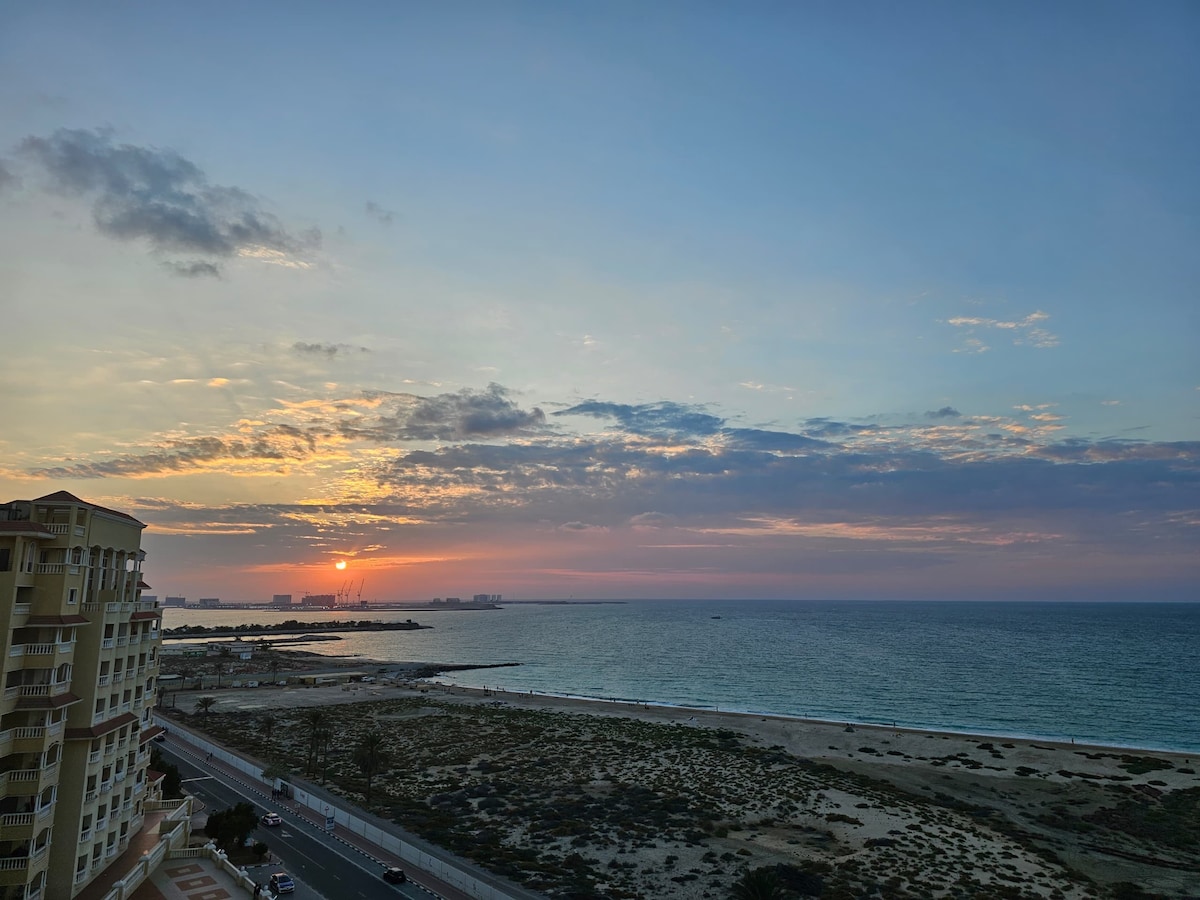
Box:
162 596 186 608
270 594 293 607
196 598 221 609
0 491 165 898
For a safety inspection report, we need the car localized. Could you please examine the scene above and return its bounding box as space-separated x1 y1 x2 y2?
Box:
153 734 166 743
260 812 282 826
268 872 295 894
382 866 407 884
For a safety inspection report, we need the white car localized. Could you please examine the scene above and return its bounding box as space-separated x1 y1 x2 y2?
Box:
260 812 282 827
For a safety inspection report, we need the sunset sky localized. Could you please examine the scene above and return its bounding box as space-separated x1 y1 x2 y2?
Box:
1 2 1196 602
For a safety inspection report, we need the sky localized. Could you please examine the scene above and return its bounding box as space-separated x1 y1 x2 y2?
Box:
1 1 1197 603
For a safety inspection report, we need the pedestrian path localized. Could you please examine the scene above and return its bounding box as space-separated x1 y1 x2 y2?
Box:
165 735 477 900
131 858 248 900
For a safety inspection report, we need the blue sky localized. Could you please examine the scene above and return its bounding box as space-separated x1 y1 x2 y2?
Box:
1 2 1196 601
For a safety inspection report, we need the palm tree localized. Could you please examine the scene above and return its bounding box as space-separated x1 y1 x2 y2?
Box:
303 709 327 775
262 713 277 747
352 730 389 803
730 867 783 900
179 666 195 690
194 696 218 720
210 658 226 688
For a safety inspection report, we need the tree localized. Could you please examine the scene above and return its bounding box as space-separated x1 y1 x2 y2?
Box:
150 746 182 799
194 696 218 719
269 653 281 684
210 658 226 688
203 801 258 852
179 667 195 690
262 714 276 747
303 709 326 775
352 730 389 803
731 867 783 900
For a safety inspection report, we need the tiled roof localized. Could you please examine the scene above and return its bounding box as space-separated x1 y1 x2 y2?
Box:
33 490 146 527
0 520 55 537
65 712 139 740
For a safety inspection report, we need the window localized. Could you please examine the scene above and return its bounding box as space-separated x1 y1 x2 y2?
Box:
0 548 9 571
68 588 78 605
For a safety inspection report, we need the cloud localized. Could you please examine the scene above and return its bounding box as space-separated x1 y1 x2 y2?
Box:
292 341 369 357
19 127 319 266
365 201 395 225
925 406 961 419
556 400 724 437
340 384 546 442
30 426 319 479
163 260 222 278
0 160 18 192
945 310 1059 351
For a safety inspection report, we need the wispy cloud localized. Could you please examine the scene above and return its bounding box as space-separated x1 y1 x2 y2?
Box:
292 341 370 357
945 310 1059 351
0 160 19 192
19 127 320 276
364 201 395 225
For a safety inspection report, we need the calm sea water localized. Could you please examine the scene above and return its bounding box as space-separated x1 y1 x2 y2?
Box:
163 600 1200 754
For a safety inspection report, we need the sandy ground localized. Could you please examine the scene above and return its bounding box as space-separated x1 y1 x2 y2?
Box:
168 665 1200 900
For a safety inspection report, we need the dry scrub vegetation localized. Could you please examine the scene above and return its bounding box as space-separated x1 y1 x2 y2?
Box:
186 697 1198 899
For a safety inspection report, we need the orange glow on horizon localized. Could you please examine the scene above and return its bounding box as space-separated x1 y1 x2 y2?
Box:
335 560 347 570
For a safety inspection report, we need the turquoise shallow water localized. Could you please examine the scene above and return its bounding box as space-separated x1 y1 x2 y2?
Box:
164 600 1200 753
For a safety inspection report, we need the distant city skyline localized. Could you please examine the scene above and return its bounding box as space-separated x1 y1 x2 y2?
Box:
1 3 1196 601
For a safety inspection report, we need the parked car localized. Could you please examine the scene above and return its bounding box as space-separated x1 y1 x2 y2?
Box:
268 872 295 894
260 812 282 826
382 866 407 884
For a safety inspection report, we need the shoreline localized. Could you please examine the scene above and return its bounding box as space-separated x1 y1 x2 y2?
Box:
174 666 1200 898
421 678 1200 762
162 645 1200 756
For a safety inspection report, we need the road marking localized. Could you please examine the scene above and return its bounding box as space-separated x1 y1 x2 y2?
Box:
180 776 214 783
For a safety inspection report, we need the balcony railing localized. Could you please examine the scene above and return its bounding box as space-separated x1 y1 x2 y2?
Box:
101 638 115 649
78 828 91 844
89 750 100 764
116 636 128 647
100 780 113 794
84 789 97 804
98 675 110 687
47 524 69 535
0 813 33 826
0 857 30 870
12 603 30 616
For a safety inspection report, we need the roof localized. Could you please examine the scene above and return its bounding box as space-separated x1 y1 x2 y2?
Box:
0 521 56 539
27 615 89 626
65 712 139 740
33 491 146 528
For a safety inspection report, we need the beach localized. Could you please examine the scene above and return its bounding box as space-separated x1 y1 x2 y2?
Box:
163 652 1200 899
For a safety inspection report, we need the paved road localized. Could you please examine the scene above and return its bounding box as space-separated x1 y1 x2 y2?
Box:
161 743 427 900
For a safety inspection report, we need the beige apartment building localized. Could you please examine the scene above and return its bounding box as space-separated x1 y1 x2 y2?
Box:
0 491 164 900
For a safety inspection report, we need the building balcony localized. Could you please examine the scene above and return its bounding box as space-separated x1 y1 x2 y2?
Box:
112 672 124 684
116 636 128 647
12 603 31 617
89 750 101 765
100 779 113 794
84 789 98 804
101 638 115 650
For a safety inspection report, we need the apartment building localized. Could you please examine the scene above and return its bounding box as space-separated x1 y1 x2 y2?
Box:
0 491 164 900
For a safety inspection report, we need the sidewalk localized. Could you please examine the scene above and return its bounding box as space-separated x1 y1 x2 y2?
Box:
166 736 478 900
131 858 249 900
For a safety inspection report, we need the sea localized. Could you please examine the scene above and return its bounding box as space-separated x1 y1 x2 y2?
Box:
162 600 1200 755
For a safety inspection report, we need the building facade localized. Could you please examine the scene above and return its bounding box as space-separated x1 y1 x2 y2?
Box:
0 491 163 899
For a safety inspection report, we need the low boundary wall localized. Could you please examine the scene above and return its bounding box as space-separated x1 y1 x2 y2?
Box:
155 715 543 900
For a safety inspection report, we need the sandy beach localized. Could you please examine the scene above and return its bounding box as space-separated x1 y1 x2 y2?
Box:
160 650 1200 899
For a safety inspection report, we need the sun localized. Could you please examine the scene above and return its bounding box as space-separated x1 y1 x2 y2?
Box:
335 560 347 570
